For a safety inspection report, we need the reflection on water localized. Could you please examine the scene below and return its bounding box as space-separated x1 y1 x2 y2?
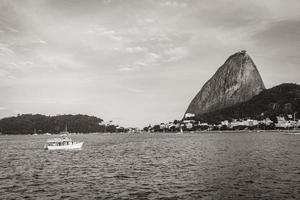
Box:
0 132 299 199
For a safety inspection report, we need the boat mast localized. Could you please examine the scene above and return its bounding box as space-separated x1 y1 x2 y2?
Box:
294 112 298 130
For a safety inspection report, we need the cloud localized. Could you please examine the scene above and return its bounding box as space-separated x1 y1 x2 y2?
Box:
118 62 149 72
147 52 161 63
8 61 35 71
0 107 8 111
87 26 122 41
0 43 14 55
32 97 86 105
118 52 163 72
38 40 47 44
252 20 300 50
164 47 188 62
127 88 144 93
144 18 156 23
0 69 10 77
125 47 147 53
118 65 136 72
161 1 187 8
0 0 299 127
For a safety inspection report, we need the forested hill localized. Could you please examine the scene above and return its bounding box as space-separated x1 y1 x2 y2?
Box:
194 83 300 124
0 114 118 134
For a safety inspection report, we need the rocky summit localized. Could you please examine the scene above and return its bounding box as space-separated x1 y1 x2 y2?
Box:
185 50 265 116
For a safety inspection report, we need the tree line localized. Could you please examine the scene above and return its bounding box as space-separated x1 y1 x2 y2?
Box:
0 114 124 134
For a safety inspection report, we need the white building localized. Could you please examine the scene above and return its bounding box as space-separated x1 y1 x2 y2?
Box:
259 118 273 126
160 123 166 129
185 122 193 129
276 117 291 128
185 113 195 119
199 122 209 126
221 120 229 126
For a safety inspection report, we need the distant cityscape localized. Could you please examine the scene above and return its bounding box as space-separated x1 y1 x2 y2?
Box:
0 112 298 135
141 112 300 133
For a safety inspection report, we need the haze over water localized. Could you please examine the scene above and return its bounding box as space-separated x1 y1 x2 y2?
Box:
1 132 299 199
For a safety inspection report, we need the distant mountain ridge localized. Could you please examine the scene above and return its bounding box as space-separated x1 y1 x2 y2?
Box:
194 83 300 124
186 50 265 116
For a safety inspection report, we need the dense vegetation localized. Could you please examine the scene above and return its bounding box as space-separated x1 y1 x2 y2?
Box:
0 114 122 134
194 83 300 124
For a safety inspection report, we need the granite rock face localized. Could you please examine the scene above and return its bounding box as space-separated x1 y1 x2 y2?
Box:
186 51 265 116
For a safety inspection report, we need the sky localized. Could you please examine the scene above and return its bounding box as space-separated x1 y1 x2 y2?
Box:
0 0 300 128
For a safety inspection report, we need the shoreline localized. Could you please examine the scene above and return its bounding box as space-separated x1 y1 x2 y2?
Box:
0 129 293 136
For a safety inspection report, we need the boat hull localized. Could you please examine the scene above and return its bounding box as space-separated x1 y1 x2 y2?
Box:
45 142 83 150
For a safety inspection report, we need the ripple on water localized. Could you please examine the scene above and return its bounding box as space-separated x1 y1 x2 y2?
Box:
0 132 299 199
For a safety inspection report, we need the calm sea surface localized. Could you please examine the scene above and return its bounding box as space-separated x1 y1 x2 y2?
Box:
0 132 299 200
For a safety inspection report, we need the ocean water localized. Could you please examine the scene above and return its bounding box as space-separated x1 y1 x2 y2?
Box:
0 132 299 200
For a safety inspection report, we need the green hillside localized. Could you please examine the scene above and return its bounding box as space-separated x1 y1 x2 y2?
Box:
194 83 300 124
0 114 121 134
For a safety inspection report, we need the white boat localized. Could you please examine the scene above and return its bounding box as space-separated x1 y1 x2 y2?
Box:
44 136 83 150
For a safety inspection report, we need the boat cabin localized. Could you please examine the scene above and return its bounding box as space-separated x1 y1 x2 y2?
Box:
46 137 74 146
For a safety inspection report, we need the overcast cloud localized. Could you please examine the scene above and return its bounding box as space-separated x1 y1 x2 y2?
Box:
0 0 300 127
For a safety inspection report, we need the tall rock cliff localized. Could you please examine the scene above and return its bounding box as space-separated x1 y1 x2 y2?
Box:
185 51 265 116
